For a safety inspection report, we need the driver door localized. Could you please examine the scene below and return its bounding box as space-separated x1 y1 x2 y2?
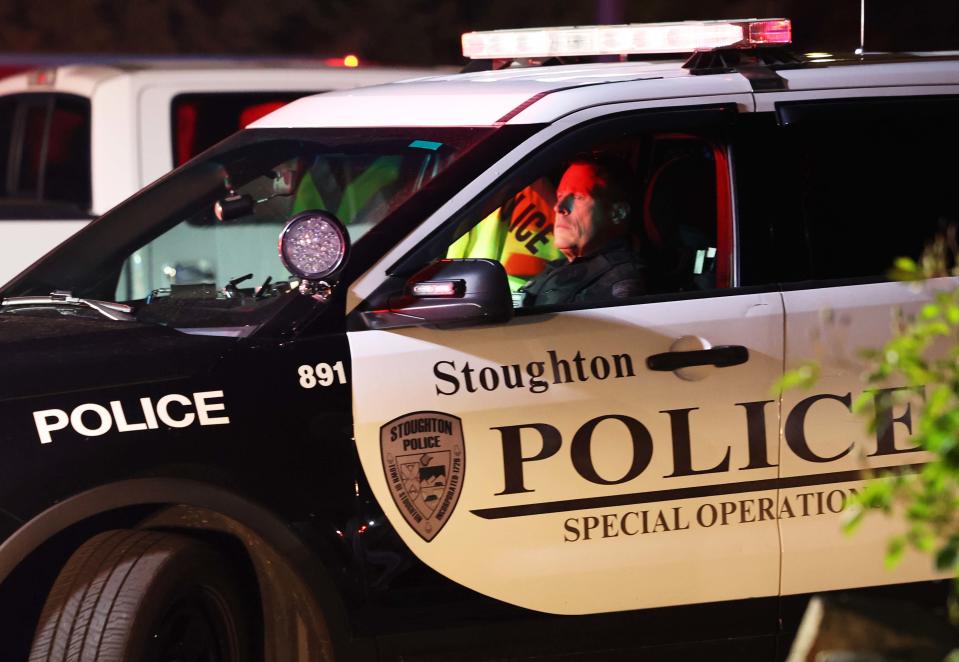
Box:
346 103 785 617
348 294 784 615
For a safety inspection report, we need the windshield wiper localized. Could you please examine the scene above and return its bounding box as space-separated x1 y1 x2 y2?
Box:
224 273 253 297
0 290 135 322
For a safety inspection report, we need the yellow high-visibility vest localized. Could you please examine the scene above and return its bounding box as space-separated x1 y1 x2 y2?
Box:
448 180 560 291
293 156 402 222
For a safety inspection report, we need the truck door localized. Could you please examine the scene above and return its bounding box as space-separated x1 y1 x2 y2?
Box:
347 103 786 617
736 93 959 597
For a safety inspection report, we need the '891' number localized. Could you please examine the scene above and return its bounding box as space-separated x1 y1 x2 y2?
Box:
298 361 347 388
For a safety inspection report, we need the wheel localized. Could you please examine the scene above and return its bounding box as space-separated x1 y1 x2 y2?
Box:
29 529 255 662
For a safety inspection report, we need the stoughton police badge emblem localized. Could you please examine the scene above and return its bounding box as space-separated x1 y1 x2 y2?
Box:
380 411 465 542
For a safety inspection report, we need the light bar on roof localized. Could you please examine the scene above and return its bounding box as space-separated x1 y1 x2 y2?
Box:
461 19 791 60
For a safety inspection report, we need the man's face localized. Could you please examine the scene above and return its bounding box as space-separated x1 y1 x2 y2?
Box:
552 163 615 257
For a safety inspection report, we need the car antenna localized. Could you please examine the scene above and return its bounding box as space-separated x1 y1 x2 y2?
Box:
855 0 866 56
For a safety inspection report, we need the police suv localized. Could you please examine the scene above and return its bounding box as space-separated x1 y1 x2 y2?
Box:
0 18 955 661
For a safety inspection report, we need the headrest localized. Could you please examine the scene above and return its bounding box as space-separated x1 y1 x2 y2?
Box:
642 155 716 250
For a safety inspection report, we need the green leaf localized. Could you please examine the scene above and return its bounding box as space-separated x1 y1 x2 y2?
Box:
947 303 959 326
842 506 865 534
891 257 919 279
852 391 875 415
774 362 820 394
920 303 941 320
894 257 918 272
937 543 959 571
886 536 906 568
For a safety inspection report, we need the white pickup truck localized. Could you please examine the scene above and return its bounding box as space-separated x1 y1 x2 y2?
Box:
0 59 434 284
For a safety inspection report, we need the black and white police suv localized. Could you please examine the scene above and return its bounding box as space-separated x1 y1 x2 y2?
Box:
0 18 955 661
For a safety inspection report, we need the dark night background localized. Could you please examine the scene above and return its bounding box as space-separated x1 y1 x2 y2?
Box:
0 0 956 67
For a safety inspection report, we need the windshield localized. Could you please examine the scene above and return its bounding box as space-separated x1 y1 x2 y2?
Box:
2 126 529 333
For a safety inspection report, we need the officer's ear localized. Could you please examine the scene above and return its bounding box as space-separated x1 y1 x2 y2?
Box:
610 202 630 225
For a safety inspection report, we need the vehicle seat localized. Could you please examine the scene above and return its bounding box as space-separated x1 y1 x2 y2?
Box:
641 153 717 292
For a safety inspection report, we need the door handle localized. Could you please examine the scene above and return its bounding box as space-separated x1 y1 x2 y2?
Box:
646 345 749 371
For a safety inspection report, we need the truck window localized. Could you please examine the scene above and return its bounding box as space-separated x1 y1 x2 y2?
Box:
737 99 959 285
172 92 318 166
442 129 729 309
0 93 91 217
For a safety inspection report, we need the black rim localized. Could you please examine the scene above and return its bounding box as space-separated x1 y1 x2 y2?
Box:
148 587 238 662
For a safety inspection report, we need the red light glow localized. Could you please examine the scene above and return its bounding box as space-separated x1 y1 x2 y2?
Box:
412 281 460 297
322 55 362 68
748 20 792 45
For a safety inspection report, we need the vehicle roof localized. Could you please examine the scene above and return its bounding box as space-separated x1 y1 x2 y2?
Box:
0 59 443 97
252 52 959 128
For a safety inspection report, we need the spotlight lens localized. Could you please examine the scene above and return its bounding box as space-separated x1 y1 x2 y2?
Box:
279 212 349 280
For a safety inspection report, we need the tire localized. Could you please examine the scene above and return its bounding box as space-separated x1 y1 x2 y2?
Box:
29 529 255 662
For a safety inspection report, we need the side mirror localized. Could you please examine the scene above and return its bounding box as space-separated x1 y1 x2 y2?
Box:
360 258 513 330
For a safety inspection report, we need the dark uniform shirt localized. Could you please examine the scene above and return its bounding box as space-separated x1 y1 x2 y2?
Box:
520 238 645 307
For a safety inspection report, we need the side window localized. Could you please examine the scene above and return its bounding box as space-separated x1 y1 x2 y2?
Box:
737 98 959 285
444 128 730 310
171 92 318 166
43 98 91 207
0 93 91 217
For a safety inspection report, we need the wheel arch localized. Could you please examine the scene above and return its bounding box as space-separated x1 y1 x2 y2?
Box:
0 478 360 662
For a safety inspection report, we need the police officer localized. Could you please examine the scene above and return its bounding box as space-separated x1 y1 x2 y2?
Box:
520 157 645 307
